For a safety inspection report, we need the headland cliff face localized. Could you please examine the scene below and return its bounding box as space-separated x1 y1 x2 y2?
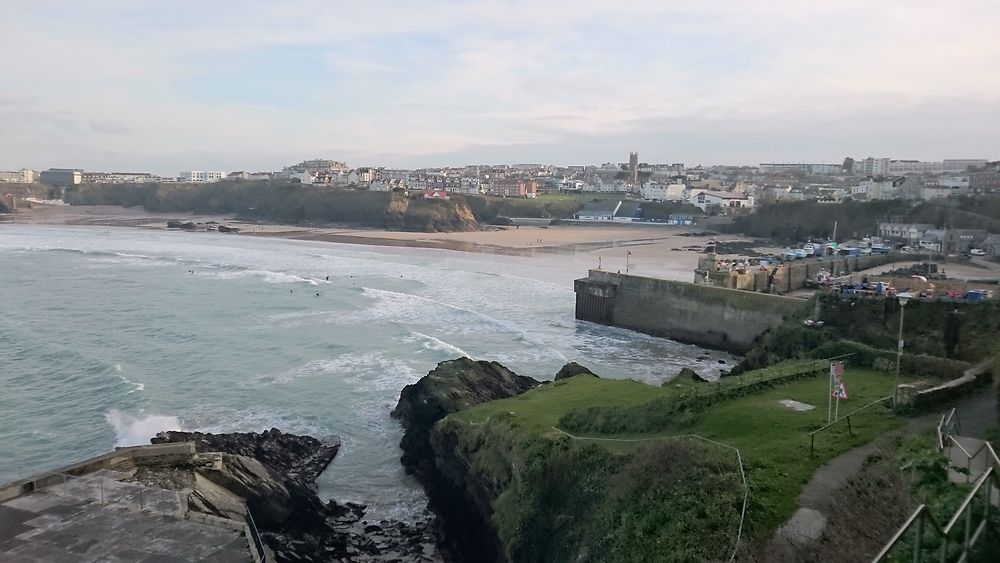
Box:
391 358 540 562
62 180 482 232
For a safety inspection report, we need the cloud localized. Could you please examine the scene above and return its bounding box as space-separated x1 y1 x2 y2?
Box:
0 0 997 173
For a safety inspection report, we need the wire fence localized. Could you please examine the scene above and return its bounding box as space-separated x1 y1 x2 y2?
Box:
807 395 894 456
552 428 749 563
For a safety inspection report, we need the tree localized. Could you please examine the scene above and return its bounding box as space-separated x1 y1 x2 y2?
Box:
842 157 855 174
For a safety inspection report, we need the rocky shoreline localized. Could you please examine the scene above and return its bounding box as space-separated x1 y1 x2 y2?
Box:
129 359 587 562
143 428 440 562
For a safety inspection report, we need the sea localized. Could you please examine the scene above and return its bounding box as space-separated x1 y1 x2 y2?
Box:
0 225 734 520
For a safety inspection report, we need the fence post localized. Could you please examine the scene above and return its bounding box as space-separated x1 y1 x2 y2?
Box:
810 434 815 457
847 416 853 437
913 513 923 563
963 501 972 554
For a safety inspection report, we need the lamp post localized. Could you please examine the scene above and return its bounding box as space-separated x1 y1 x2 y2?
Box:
626 250 631 274
894 292 911 404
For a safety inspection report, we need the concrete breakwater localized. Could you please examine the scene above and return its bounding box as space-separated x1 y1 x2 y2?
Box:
575 270 807 353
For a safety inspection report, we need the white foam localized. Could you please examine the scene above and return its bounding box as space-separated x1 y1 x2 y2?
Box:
104 409 183 447
206 268 321 285
110 364 145 394
408 332 471 359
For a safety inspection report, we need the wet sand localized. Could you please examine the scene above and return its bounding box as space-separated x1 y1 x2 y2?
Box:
2 204 731 281
9 204 998 282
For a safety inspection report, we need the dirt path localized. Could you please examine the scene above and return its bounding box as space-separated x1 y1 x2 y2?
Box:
764 382 997 559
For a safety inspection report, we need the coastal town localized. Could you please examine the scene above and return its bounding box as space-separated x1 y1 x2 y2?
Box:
5 155 1000 255
5 1 1000 561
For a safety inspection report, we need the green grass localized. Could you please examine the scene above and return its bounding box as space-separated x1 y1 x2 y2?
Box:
446 366 904 547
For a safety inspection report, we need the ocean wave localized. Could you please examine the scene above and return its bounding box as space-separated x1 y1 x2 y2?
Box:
406 332 471 359
206 267 325 285
257 352 420 392
104 409 183 447
356 287 568 363
108 364 144 394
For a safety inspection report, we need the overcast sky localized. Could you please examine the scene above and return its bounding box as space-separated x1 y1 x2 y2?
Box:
2 1 998 174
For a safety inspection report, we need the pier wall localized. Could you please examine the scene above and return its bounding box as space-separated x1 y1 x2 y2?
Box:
696 253 898 294
575 270 807 353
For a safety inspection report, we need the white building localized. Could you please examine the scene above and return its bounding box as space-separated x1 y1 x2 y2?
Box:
691 191 754 212
888 160 944 175
641 182 685 201
853 176 918 200
943 159 988 172
859 157 891 176
290 171 316 184
179 171 225 183
0 169 36 183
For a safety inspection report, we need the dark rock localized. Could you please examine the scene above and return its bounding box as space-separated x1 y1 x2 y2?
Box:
179 221 197 230
677 367 712 383
553 362 599 381
166 220 183 229
393 358 538 563
218 224 240 233
148 429 440 563
153 428 338 484
718 359 727 364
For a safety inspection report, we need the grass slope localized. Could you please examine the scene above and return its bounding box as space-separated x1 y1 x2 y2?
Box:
446 365 904 557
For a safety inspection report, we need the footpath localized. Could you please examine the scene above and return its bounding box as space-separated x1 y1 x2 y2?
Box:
763 381 998 561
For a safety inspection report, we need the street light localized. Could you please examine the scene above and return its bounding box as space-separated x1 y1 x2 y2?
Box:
894 292 911 404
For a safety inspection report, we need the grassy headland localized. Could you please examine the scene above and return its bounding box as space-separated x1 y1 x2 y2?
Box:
439 363 905 560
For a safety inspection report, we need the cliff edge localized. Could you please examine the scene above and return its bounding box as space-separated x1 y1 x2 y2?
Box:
391 357 540 561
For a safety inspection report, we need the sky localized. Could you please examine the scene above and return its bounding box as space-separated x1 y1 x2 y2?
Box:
1 0 999 175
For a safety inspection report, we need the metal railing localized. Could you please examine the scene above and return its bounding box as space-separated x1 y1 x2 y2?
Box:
872 467 998 562
808 395 894 456
873 407 1000 562
937 409 961 451
245 506 269 563
682 355 854 404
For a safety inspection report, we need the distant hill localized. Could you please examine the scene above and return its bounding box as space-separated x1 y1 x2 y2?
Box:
731 196 1000 241
62 181 481 232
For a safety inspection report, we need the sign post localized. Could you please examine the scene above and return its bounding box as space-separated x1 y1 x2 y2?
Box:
830 361 848 421
828 361 845 423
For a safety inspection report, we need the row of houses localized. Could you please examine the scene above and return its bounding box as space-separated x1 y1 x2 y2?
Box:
876 222 998 255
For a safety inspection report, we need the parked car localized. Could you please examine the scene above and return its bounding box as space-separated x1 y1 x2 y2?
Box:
970 248 986 256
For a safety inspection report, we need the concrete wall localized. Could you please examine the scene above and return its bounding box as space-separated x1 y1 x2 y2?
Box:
0 442 195 503
576 270 807 352
770 254 897 293
695 253 897 294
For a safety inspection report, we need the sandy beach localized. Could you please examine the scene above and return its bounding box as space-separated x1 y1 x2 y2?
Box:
2 203 731 281
11 203 996 283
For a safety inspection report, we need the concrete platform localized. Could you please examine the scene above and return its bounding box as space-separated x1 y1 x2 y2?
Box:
0 475 250 563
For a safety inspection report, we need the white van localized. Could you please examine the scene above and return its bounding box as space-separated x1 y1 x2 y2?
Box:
970 248 986 256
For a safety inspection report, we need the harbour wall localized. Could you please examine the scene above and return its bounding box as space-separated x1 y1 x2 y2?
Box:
695 253 898 294
575 270 807 353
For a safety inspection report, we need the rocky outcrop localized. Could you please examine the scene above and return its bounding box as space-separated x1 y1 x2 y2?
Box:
147 429 439 562
553 361 599 381
152 428 338 484
392 358 540 562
